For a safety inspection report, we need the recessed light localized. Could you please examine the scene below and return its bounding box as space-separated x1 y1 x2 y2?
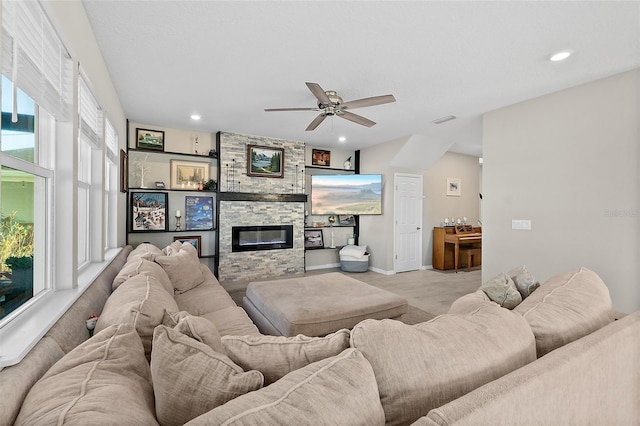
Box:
190 114 201 120
549 50 574 62
338 136 346 142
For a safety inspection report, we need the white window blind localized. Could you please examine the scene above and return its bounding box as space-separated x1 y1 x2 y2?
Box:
1 0 73 122
105 118 118 164
78 76 103 150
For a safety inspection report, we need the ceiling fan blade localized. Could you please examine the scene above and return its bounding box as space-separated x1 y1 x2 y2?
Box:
305 82 332 106
340 94 396 110
306 113 327 131
264 107 318 112
336 110 376 127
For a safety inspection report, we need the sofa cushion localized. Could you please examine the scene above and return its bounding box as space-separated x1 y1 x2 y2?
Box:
221 329 351 385
480 272 522 309
151 325 264 426
128 242 164 262
513 266 614 357
201 306 261 336
112 257 173 293
184 348 385 426
163 310 225 354
447 289 494 314
95 273 178 360
15 324 157 426
508 265 540 299
350 306 536 426
162 240 182 255
154 243 205 294
173 268 237 314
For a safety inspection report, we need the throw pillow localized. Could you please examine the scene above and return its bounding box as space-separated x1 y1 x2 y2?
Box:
15 324 157 425
95 273 178 360
151 325 264 426
128 242 163 262
480 272 522 309
508 265 540 299
154 243 205 293
514 266 614 357
163 310 225 354
349 308 536 425
112 257 173 293
221 329 350 384
162 240 182 256
184 348 385 426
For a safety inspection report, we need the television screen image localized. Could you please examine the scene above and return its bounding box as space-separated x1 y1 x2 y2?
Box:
311 174 382 215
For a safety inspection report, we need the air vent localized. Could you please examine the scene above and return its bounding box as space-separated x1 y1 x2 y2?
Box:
432 115 457 124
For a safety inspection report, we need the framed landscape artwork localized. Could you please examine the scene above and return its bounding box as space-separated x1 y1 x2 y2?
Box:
173 235 202 257
185 196 214 230
247 145 284 178
136 128 165 151
170 160 210 189
130 191 168 232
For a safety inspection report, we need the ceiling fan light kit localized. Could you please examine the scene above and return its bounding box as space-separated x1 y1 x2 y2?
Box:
265 82 396 131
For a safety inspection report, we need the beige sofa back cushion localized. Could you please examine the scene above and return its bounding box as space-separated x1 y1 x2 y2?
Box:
15 324 157 426
95 273 178 359
163 310 226 354
151 325 264 426
185 348 385 426
514 266 614 357
154 243 205 293
350 306 536 426
112 257 173 293
221 329 351 385
128 242 164 262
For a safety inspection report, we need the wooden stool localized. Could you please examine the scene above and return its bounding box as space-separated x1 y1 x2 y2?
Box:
458 248 481 272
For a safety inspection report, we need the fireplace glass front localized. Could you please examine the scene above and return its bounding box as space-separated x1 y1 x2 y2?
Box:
232 225 294 252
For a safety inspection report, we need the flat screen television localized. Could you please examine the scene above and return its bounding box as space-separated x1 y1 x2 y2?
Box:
311 174 382 215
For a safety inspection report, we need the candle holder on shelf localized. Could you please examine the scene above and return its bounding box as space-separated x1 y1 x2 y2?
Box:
175 210 182 231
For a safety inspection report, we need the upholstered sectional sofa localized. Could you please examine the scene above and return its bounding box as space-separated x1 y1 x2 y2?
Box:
1 242 638 425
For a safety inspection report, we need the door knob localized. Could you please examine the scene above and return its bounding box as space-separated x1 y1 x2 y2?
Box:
416 227 421 230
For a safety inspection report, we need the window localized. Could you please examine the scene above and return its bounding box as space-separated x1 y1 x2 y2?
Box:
104 119 118 250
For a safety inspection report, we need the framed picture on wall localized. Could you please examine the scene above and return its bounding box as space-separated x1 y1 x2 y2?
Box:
446 178 461 197
129 191 168 232
304 229 324 249
119 149 128 193
173 235 202 257
311 149 330 167
136 128 165 151
170 160 210 189
247 145 284 178
185 196 214 230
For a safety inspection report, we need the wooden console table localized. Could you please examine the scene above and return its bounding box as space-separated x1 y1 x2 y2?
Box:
432 226 482 271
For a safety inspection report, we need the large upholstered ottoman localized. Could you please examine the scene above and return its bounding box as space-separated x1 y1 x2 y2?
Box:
242 272 408 337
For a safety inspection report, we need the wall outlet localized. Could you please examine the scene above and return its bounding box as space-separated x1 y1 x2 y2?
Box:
512 219 532 230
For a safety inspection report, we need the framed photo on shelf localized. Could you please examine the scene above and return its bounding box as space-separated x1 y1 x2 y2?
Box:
185 196 214 230
247 144 284 178
338 215 356 226
304 229 324 249
311 149 330 167
136 128 165 151
130 191 168 232
170 159 210 190
119 149 128 193
173 235 202 257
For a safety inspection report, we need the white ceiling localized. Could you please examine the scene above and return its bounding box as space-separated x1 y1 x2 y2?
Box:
81 1 640 157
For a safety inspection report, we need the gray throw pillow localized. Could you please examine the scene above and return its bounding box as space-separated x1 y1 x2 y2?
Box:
508 265 540 298
480 272 522 309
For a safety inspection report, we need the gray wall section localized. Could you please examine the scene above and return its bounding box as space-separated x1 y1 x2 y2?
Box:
482 69 640 313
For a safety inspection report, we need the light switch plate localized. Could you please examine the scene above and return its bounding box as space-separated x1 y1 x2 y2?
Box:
512 219 531 230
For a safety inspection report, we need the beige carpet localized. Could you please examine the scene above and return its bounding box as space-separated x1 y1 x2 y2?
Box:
223 266 482 319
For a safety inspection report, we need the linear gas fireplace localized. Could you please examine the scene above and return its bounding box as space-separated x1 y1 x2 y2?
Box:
232 225 294 252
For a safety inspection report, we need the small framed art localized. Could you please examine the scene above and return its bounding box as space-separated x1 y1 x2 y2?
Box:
304 229 324 249
173 235 202 257
247 145 284 178
170 159 210 190
119 149 128 193
136 128 165 151
130 191 168 232
446 178 461 197
311 149 330 167
185 196 214 230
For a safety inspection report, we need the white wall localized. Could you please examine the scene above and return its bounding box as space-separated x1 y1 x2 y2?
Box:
360 138 481 273
483 69 639 313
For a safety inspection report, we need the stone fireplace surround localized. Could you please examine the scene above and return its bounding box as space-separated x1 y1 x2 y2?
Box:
216 132 306 282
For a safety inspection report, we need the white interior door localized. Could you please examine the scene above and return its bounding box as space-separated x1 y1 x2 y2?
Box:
394 173 423 273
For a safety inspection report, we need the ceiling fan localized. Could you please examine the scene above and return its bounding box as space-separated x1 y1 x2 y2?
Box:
264 82 396 131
